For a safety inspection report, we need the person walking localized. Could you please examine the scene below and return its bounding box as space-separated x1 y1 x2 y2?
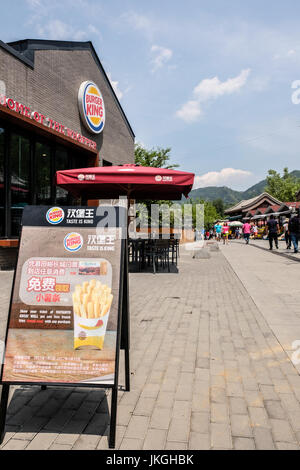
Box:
267 215 279 250
252 224 258 239
283 219 291 250
288 211 300 254
222 222 229 245
242 221 251 244
214 221 222 242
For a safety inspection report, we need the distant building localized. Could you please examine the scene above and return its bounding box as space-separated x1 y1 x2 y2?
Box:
225 192 300 222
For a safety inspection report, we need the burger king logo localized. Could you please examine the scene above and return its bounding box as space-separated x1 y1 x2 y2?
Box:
64 233 83 252
155 175 162 182
46 207 65 225
78 174 85 181
78 81 105 134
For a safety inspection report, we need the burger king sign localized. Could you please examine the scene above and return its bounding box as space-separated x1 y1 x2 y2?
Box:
78 81 105 134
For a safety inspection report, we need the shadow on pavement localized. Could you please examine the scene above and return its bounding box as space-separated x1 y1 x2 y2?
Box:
3 384 111 444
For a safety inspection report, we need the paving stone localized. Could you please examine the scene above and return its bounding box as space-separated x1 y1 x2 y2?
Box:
229 397 248 415
226 382 244 398
125 416 149 440
72 434 101 450
234 437 256 450
190 412 209 434
211 423 232 449
133 397 156 417
253 427 276 450
264 400 286 420
49 443 73 450
165 441 188 450
149 407 172 430
26 432 58 450
143 429 167 450
244 390 264 408
276 442 299 450
211 403 229 424
2 439 30 450
270 419 296 443
249 407 270 429
119 438 143 450
231 414 252 438
167 417 190 443
188 432 210 450
117 404 134 426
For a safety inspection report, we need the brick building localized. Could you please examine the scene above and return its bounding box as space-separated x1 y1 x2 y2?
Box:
0 39 135 268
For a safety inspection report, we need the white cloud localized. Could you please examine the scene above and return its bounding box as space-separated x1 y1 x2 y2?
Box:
107 73 123 101
194 69 250 101
26 0 42 7
175 100 202 123
176 69 251 122
121 11 155 40
193 168 253 189
151 45 173 72
37 19 87 41
87 24 103 41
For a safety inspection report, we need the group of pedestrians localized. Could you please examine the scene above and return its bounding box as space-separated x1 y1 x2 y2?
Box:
244 211 300 253
210 211 300 254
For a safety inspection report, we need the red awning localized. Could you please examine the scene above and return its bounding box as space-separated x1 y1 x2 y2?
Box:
55 164 195 200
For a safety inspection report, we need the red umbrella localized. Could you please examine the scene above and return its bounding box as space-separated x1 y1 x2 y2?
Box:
55 164 194 200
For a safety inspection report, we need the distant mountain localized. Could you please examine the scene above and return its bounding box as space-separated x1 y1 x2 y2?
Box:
186 186 244 206
186 170 300 206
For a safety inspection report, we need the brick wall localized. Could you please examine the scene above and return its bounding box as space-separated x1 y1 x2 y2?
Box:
0 46 134 165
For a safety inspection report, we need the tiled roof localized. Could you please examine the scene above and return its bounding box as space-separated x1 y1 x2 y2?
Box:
225 192 282 214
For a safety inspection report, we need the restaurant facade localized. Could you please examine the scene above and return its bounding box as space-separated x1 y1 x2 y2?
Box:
0 39 135 268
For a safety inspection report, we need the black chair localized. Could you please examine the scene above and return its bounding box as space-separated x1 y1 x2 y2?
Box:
144 240 170 274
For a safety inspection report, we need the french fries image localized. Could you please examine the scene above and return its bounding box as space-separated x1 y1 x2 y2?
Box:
73 278 113 350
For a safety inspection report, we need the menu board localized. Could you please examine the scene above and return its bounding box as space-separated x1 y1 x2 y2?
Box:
1 206 125 386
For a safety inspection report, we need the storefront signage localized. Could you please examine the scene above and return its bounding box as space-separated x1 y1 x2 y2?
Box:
1 205 125 386
78 81 105 134
0 95 97 151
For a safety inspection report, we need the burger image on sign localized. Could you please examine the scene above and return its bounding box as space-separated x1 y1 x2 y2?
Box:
46 207 65 225
64 233 83 252
78 81 105 134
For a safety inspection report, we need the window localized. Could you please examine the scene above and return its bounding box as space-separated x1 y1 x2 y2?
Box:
0 127 4 236
0 123 92 239
10 133 30 236
35 142 51 205
55 147 69 205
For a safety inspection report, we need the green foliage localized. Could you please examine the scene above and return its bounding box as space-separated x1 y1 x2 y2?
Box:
265 167 300 202
135 143 179 169
212 198 225 218
186 198 220 229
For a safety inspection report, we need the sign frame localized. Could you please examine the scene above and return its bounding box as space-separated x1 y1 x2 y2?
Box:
0 205 130 449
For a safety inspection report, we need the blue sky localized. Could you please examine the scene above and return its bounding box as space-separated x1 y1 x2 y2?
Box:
1 0 300 190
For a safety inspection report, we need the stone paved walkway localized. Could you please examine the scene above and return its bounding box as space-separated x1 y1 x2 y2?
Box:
1 244 300 450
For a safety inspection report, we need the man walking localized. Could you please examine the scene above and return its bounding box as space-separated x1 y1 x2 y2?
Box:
214 221 222 242
242 221 251 244
267 215 279 250
283 219 291 250
288 211 300 254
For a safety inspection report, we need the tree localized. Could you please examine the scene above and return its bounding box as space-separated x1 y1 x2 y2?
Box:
212 198 225 218
135 143 179 169
186 198 220 230
265 168 300 202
